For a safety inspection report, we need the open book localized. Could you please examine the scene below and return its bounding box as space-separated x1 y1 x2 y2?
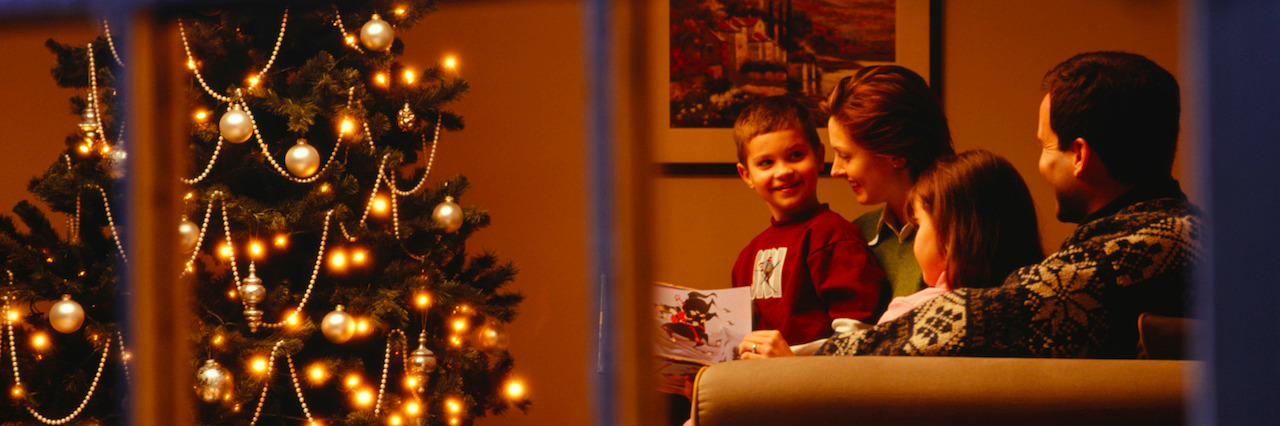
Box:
653 283 752 378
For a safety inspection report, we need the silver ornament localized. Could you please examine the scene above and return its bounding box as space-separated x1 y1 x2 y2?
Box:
432 196 463 233
359 14 395 51
321 305 356 343
239 269 265 305
195 359 232 403
49 294 85 334
179 216 200 252
407 337 436 376
219 105 253 143
397 103 416 131
285 139 320 178
104 147 127 179
479 325 509 351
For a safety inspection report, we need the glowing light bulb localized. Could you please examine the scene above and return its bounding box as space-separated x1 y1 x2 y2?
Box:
219 243 233 258
308 364 328 385
330 250 348 270
443 56 458 71
445 397 461 414
404 376 419 389
185 191 195 200
286 312 300 327
351 248 367 265
247 75 260 87
356 319 370 334
389 415 403 425
228 289 237 299
78 144 91 154
100 144 111 155
451 317 468 332
395 7 407 16
404 400 422 416
345 35 356 45
251 356 269 374
31 332 49 350
354 388 374 407
187 59 196 69
449 418 458 425
372 195 389 214
194 110 209 121
505 379 526 399
11 385 23 398
340 118 355 135
414 293 431 309
375 72 388 86
449 335 462 347
274 234 288 247
212 334 224 346
319 184 331 193
403 69 416 84
6 310 19 323
249 241 264 258
345 374 361 389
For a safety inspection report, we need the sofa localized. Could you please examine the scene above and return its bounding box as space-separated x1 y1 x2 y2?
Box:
688 314 1197 425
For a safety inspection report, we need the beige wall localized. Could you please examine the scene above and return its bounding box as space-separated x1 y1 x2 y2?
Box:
652 0 1186 290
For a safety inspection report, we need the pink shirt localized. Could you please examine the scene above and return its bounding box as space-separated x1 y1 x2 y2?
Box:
877 273 948 324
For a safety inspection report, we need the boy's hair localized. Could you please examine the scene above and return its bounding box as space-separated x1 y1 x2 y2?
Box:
733 96 823 165
823 65 954 181
906 150 1044 289
1041 51 1180 184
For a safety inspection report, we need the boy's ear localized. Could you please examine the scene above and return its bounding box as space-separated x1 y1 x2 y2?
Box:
736 163 754 188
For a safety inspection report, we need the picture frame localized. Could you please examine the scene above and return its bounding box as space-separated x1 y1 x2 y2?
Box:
653 0 942 174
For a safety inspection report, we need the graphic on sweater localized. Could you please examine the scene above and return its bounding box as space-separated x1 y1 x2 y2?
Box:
752 248 785 299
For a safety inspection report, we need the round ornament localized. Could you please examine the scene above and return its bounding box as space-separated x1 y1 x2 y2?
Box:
104 147 127 179
432 196 463 233
239 270 265 306
397 103 416 131
50 294 85 334
479 325 509 351
179 216 200 252
359 14 394 51
196 359 233 403
219 105 253 144
321 305 356 343
285 139 320 178
408 343 436 375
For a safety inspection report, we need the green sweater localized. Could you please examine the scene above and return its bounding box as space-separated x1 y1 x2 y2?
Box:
853 207 926 299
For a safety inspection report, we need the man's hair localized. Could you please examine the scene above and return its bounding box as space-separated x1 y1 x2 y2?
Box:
733 96 823 165
823 65 954 181
1042 51 1181 184
907 150 1044 289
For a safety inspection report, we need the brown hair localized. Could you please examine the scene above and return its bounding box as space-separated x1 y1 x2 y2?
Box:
823 65 954 180
1042 51 1180 184
906 150 1044 289
733 96 823 165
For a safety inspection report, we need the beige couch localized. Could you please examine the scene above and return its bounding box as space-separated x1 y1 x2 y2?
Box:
690 356 1196 425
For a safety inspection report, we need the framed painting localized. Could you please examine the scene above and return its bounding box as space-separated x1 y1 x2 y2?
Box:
653 0 941 174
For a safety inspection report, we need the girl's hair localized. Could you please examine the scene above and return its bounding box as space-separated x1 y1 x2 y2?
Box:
822 65 955 181
906 150 1044 289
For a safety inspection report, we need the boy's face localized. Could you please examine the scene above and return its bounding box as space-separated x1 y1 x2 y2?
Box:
736 129 823 222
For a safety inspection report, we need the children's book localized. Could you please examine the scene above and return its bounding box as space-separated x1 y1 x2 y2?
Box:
652 282 751 378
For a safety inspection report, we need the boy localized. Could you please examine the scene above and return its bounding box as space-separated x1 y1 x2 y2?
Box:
731 96 886 346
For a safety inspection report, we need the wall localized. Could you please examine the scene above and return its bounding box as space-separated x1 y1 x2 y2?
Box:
651 0 1186 289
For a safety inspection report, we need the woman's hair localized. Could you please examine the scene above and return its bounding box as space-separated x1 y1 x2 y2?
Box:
822 65 955 180
906 150 1044 289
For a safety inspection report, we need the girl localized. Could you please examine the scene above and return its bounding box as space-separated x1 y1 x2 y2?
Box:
877 149 1045 323
740 150 1045 357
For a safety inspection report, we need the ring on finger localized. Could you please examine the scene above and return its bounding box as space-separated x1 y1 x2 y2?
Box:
751 343 758 353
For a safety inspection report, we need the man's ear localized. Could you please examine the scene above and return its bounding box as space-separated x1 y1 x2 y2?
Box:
737 163 754 188
1069 137 1091 178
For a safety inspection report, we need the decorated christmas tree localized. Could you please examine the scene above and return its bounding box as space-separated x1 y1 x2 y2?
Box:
1 1 529 424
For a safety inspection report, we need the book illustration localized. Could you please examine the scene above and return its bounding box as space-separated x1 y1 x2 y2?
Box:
653 283 751 366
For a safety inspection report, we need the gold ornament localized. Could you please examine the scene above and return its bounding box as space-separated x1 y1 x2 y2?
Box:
397 103 416 131
219 104 253 143
359 14 394 51
432 196 463 233
49 294 85 334
321 305 356 343
179 216 200 251
284 139 321 178
196 359 233 403
240 263 266 332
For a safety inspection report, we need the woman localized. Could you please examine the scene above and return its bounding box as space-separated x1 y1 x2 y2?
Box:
825 65 955 301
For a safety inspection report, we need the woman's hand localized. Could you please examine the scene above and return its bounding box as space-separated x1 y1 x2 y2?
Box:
738 330 794 359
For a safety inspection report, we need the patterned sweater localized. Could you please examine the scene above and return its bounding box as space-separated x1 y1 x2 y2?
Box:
817 182 1199 358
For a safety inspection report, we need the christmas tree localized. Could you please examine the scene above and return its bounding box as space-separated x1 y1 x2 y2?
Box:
1 1 529 424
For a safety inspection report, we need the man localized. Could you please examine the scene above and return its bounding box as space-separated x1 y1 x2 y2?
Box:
744 51 1198 358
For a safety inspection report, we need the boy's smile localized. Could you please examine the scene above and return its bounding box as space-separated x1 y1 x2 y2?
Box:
736 129 823 223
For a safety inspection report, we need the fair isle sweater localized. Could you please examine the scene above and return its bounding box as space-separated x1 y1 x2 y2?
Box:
820 181 1199 358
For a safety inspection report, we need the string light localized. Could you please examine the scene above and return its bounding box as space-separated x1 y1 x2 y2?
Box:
194 109 209 121
185 191 195 200
404 400 422 416
6 310 19 323
251 356 270 374
505 379 526 400
388 415 403 425
308 363 328 385
372 195 389 214
274 234 288 247
344 35 356 46
394 7 407 16
351 247 368 265
247 75 260 87
414 293 431 309
344 374 361 389
356 319 370 334
78 143 91 155
374 72 388 86
451 316 468 333
286 311 300 327
319 184 331 193
249 240 265 258
402 69 416 84
10 385 23 398
445 397 462 414
212 334 225 346
219 243 234 258
329 249 348 270
404 376 419 390
30 332 49 351
228 289 237 299
449 335 462 347
353 388 374 408
100 144 111 155
340 117 355 135
443 55 458 71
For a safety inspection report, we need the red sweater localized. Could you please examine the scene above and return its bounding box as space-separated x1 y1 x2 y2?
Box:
732 205 885 344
